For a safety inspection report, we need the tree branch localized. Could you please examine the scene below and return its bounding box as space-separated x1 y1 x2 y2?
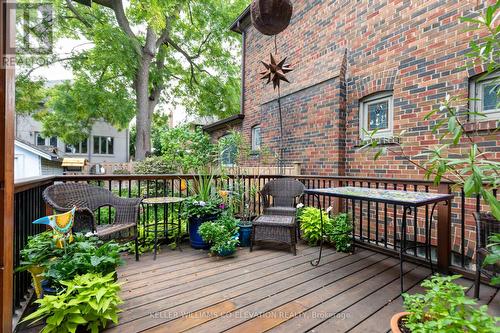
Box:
65 0 91 28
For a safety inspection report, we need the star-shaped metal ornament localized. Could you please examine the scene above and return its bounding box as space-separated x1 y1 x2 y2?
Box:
260 53 293 90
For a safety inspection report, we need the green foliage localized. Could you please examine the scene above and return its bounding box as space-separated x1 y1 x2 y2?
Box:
402 275 498 333
184 173 224 218
298 207 352 252
16 231 63 272
43 236 123 290
484 233 500 285
327 213 352 252
34 78 135 145
159 125 216 172
461 0 500 75
299 207 331 246
17 0 247 153
15 76 47 115
198 214 239 254
134 156 175 174
22 272 122 333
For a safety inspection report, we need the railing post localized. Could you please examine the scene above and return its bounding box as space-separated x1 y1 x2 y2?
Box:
437 183 452 273
332 179 344 215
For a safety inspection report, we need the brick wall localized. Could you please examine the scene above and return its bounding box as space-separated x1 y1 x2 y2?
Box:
230 0 498 178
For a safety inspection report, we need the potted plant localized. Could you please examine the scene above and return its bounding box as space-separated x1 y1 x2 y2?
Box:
390 275 498 332
185 173 225 249
198 214 240 257
16 231 63 298
22 272 122 333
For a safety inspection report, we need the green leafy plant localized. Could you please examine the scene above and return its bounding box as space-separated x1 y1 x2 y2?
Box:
22 272 122 333
43 236 123 290
184 173 225 218
16 231 63 272
298 207 332 246
298 207 352 252
484 233 500 285
402 275 498 332
326 213 352 252
198 214 239 255
134 156 175 174
159 125 217 173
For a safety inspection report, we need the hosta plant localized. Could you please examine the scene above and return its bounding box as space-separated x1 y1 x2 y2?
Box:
22 272 122 333
298 207 331 246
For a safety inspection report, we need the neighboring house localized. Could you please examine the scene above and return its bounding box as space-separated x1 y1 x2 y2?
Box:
15 114 130 165
14 139 63 180
205 1 499 177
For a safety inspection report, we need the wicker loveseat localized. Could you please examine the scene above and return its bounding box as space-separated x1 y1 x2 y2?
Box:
43 182 142 261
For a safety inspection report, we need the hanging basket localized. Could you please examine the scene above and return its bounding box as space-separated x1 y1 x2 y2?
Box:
250 0 293 36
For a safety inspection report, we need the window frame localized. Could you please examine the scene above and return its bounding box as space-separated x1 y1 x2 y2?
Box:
251 125 261 152
65 139 88 154
34 131 57 147
219 134 237 167
359 91 394 140
469 72 500 121
92 136 115 155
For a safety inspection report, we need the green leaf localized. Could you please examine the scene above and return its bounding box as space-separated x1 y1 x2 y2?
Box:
482 189 500 221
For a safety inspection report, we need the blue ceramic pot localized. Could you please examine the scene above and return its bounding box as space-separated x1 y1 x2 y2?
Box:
189 214 218 249
238 224 252 247
41 280 57 297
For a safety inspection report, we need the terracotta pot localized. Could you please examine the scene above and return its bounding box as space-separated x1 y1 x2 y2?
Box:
390 312 410 333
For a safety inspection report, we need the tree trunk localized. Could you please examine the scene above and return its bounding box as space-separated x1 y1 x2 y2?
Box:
134 56 153 160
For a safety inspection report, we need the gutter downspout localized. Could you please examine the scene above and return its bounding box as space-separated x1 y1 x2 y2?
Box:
239 22 246 116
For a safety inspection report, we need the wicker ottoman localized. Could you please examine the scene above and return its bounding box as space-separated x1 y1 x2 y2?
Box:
250 215 297 255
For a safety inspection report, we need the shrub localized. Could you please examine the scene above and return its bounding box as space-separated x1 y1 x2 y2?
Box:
112 168 130 175
134 156 174 174
402 275 498 332
22 272 122 333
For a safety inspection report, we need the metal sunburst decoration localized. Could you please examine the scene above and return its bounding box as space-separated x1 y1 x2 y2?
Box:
260 53 293 90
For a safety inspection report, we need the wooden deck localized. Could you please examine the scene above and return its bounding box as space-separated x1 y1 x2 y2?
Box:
106 243 498 333
18 242 498 333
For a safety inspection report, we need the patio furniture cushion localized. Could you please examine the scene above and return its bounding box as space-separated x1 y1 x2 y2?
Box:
253 215 295 227
264 206 297 216
96 222 137 238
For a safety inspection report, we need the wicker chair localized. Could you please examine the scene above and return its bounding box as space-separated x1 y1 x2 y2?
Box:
474 212 500 299
250 178 305 255
43 183 142 261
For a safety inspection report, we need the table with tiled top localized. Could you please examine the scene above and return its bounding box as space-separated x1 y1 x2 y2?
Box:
304 186 454 292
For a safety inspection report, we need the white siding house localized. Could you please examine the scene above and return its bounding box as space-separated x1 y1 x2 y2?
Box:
14 140 63 180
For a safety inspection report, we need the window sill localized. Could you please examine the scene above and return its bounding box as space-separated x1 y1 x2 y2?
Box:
249 150 260 156
355 136 400 147
463 119 499 133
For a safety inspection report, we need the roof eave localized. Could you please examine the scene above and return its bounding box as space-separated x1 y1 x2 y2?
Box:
229 5 250 34
202 114 245 133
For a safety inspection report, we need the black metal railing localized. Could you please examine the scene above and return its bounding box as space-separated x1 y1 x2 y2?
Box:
13 177 53 312
12 173 495 317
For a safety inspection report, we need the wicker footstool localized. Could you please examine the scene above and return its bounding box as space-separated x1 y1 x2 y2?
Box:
250 215 297 255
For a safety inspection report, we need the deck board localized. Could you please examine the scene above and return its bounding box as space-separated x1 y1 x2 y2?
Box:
18 243 499 333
